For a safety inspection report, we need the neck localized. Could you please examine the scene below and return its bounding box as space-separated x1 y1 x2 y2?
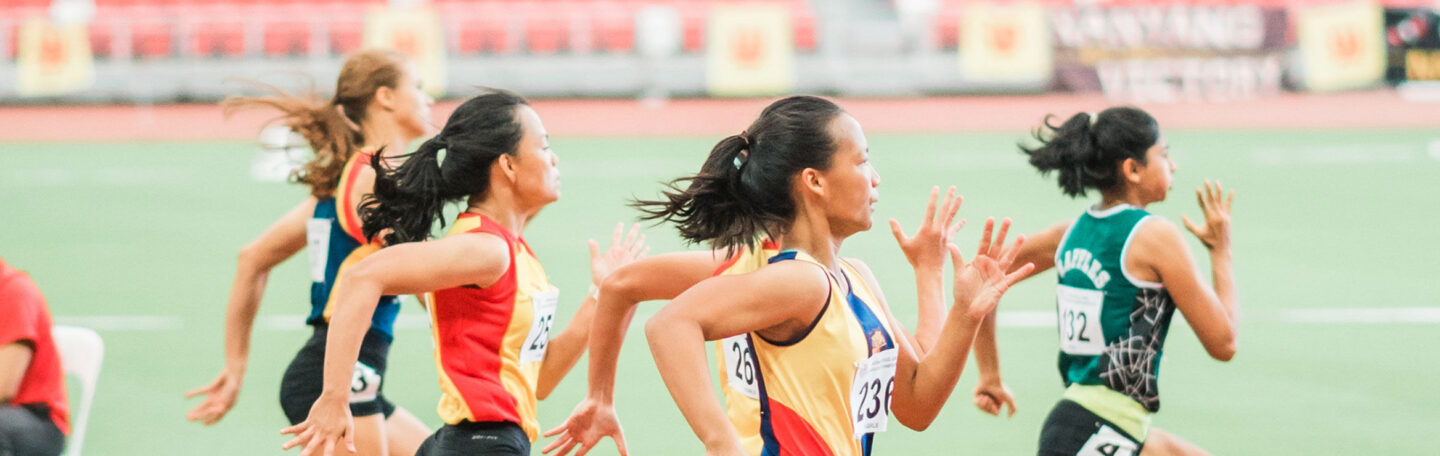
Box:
360 119 409 156
465 194 532 236
1098 188 1147 210
781 205 846 276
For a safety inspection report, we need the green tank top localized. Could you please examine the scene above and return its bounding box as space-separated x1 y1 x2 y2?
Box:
1054 203 1176 413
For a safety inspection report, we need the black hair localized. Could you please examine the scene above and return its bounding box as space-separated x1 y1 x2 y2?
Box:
360 89 530 245
633 96 845 250
1020 106 1159 198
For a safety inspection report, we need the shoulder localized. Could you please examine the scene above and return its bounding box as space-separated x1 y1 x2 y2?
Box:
739 259 831 305
1130 215 1187 257
842 257 880 287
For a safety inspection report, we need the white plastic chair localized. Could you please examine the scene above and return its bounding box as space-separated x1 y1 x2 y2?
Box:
51 325 103 456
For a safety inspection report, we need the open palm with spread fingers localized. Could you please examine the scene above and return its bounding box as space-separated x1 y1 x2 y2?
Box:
1181 179 1234 250
968 216 1019 417
542 397 628 456
279 393 353 456
948 220 1034 321
590 222 649 286
890 186 965 272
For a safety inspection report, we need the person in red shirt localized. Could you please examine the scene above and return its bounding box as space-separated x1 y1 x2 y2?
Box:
0 258 68 456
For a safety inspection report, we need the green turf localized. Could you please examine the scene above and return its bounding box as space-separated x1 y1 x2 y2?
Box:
1 128 1437 455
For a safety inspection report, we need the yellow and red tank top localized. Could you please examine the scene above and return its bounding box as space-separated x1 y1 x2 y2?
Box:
711 240 781 456
748 250 896 456
308 150 400 338
425 213 558 442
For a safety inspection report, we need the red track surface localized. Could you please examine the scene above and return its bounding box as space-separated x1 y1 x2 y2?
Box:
1 91 1435 142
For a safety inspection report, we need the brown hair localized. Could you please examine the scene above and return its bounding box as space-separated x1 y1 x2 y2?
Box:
224 49 410 198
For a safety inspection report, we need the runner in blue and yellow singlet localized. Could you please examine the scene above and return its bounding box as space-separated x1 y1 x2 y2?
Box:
185 49 435 456
625 96 1034 456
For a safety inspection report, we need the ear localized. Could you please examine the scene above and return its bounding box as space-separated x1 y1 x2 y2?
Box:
373 86 396 112
497 153 517 183
1121 158 1143 184
798 168 825 197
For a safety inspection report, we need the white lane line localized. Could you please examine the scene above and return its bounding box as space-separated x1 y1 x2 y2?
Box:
54 315 184 331
1248 144 1421 166
1278 307 1440 324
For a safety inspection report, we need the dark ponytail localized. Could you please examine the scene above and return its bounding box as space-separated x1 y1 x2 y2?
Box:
633 96 844 250
1021 106 1159 198
360 90 530 245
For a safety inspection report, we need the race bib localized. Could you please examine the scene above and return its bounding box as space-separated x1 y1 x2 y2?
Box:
1078 425 1138 456
849 348 897 439
721 334 759 399
305 218 331 283
348 361 381 403
520 288 559 363
1057 284 1105 355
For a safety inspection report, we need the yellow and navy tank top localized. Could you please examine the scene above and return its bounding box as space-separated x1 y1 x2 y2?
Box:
306 150 400 339
748 250 895 456
711 240 781 456
1053 204 1178 439
426 213 557 442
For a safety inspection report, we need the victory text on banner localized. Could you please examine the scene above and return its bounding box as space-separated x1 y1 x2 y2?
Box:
1048 2 1288 103
706 3 795 97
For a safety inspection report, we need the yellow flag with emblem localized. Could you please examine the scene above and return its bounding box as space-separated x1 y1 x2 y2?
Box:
16 18 95 97
960 1 1051 84
706 3 794 97
1297 1 1385 92
364 4 447 97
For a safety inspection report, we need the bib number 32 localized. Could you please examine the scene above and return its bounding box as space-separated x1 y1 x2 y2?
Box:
1056 284 1105 355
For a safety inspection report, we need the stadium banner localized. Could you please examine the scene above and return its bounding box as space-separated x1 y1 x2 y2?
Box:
15 18 94 98
364 4 447 97
1384 8 1440 85
1296 1 1386 92
960 1 1052 84
1048 2 1288 103
706 3 795 97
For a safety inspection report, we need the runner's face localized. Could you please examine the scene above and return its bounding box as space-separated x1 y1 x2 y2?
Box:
510 105 560 208
392 63 434 139
1135 136 1174 204
816 113 880 236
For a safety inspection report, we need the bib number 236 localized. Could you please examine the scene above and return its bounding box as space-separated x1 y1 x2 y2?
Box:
849 348 897 439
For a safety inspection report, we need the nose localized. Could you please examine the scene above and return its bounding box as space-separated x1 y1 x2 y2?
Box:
870 166 881 188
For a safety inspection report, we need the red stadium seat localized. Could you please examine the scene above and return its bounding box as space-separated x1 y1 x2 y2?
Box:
523 9 568 54
129 11 174 58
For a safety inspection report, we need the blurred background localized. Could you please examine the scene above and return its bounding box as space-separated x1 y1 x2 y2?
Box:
1 0 1438 455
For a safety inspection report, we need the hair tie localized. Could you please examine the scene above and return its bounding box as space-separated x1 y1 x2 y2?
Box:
431 137 449 169
1086 111 1099 127
335 104 362 133
733 132 751 170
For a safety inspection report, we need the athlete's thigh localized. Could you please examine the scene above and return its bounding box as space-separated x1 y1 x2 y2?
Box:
351 413 388 456
384 406 430 456
1140 428 1210 456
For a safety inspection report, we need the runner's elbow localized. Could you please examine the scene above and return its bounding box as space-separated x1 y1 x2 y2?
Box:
1206 336 1237 362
